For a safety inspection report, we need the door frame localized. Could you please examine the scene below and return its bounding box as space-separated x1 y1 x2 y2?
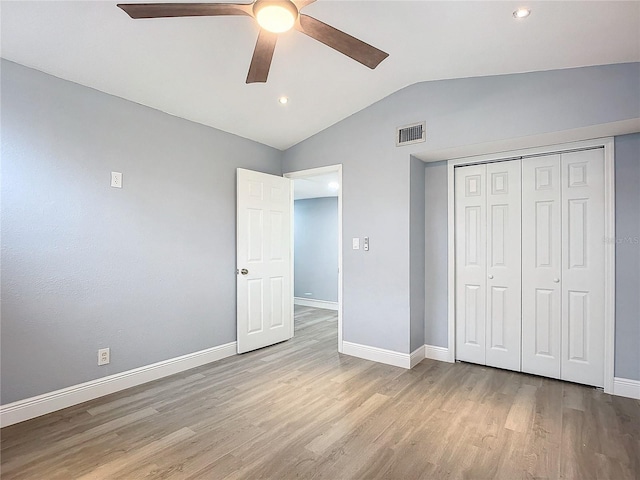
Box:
446 137 615 394
284 164 344 353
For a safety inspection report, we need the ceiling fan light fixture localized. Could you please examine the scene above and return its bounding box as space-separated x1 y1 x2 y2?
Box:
254 1 298 33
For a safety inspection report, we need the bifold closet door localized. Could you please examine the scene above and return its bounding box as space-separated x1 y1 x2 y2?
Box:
521 149 605 387
455 164 487 365
455 161 522 371
522 154 562 379
485 161 522 371
561 149 605 387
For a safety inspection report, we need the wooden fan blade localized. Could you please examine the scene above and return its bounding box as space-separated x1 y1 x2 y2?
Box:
292 0 317 10
295 14 388 69
246 29 278 84
117 3 253 19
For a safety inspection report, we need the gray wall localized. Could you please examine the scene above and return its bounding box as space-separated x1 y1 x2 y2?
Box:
284 145 411 354
283 62 640 354
409 157 425 352
0 60 282 404
614 133 640 381
2 60 639 405
424 161 449 348
294 197 338 303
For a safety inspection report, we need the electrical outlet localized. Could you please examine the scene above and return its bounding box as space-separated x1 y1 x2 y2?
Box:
98 348 110 366
110 172 123 188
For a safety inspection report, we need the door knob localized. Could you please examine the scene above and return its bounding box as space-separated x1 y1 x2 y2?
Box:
240 268 248 275
553 278 560 283
488 274 494 279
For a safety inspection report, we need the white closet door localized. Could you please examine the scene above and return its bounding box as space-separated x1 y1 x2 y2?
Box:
485 160 522 371
522 155 562 378
455 164 487 365
561 149 605 387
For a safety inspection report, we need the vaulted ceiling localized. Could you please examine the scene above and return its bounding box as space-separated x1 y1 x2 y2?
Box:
2 1 639 150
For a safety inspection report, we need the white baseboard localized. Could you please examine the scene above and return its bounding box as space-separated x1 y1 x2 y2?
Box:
612 377 640 400
0 342 237 428
341 343 454 370
342 341 410 369
410 345 425 368
424 345 453 363
294 297 339 311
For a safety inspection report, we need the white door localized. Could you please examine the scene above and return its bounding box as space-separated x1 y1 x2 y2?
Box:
522 154 562 378
561 149 605 387
455 149 607 387
485 160 522 371
456 160 522 371
236 168 293 354
455 164 487 365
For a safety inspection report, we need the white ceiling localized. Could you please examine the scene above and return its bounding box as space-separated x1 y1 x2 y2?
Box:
2 1 639 150
293 172 340 200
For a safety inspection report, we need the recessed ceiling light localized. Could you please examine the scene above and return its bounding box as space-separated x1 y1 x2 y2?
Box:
328 181 340 190
278 96 289 105
513 8 531 19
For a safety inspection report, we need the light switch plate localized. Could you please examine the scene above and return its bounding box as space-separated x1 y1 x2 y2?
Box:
352 238 360 250
364 237 369 251
111 172 123 188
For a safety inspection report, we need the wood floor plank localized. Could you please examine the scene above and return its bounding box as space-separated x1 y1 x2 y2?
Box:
1 305 639 480
1 407 158 475
521 379 562 479
504 383 538 432
76 427 196 480
305 392 390 455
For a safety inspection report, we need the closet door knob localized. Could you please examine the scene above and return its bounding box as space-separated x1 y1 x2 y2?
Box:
553 278 560 283
488 274 494 279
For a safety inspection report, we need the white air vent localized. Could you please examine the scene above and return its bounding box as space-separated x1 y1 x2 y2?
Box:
396 121 426 146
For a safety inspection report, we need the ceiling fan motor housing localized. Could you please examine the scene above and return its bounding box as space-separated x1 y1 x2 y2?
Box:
253 0 299 33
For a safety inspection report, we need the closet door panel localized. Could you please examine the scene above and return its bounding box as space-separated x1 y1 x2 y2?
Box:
561 149 605 387
485 160 522 371
455 164 487 365
522 155 562 378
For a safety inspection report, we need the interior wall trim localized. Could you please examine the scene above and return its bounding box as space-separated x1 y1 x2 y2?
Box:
344 343 454 370
294 297 339 311
612 377 640 400
446 137 616 394
424 345 452 363
410 345 425 368
0 342 237 428
342 341 411 369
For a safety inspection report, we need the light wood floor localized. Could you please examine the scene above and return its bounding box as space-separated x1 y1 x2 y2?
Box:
2 306 639 479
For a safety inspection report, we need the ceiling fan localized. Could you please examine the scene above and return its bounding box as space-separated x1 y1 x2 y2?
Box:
116 1 389 84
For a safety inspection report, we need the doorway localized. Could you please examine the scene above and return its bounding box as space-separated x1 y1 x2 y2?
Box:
284 165 343 353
